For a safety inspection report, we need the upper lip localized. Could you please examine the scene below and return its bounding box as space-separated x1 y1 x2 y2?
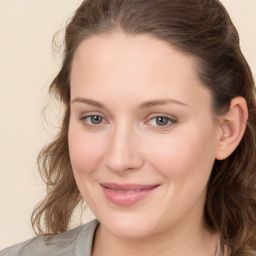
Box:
100 183 159 191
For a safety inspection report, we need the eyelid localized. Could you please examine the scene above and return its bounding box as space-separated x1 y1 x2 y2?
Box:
78 112 177 130
80 113 109 127
145 113 177 129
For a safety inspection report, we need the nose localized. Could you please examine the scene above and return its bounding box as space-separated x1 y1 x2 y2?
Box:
104 124 144 174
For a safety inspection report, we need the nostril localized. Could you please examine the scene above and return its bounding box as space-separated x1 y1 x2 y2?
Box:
104 154 144 174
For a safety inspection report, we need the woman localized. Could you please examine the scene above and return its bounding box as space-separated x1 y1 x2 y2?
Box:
1 0 256 255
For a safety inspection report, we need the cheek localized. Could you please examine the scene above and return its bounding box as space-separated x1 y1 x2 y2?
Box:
146 124 217 181
68 127 105 175
68 127 106 207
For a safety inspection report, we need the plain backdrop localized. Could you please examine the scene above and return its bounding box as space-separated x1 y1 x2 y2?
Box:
0 0 255 250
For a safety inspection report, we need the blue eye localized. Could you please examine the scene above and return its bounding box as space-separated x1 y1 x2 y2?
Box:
148 116 176 128
89 115 103 124
81 115 106 126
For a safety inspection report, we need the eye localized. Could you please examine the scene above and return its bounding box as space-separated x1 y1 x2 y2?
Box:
147 115 177 128
80 115 108 126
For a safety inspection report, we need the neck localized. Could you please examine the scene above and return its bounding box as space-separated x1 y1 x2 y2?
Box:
92 219 219 256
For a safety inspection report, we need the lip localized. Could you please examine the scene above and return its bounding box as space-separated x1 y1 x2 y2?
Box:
100 183 159 206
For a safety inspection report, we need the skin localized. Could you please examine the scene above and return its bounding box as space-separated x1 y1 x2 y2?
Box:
68 32 229 256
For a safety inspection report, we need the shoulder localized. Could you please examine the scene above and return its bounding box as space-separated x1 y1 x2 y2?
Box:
0 219 99 256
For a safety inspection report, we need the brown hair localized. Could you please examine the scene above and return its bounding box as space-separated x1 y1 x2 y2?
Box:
32 0 256 254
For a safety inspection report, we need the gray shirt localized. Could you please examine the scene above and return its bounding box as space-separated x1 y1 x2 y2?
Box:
0 219 99 256
0 219 223 256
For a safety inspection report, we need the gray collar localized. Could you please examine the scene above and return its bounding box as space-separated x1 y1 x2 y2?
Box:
215 238 223 256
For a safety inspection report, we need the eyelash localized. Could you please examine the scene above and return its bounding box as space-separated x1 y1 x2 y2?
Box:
146 115 177 129
80 115 109 129
79 114 177 130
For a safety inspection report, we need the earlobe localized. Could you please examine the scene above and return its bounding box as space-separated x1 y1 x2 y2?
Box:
215 97 248 160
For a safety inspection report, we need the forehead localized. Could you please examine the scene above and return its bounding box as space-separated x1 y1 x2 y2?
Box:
71 32 199 80
70 32 212 111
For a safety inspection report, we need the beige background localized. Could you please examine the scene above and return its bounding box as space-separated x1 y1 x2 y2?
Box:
0 0 255 250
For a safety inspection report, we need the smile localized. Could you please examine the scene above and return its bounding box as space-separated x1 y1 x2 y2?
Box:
100 183 159 206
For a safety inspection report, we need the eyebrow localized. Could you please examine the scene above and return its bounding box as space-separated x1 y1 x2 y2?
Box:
71 98 105 108
71 97 188 109
139 99 188 109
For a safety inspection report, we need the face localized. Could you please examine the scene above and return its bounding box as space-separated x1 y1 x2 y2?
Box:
69 33 222 239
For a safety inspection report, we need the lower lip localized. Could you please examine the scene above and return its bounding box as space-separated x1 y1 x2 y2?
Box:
101 185 159 206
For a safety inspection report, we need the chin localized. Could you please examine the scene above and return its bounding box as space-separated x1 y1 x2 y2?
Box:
98 212 159 239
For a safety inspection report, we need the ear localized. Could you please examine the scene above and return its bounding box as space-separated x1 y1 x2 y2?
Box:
215 97 248 160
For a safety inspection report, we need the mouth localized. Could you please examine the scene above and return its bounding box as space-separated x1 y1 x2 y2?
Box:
100 183 160 206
